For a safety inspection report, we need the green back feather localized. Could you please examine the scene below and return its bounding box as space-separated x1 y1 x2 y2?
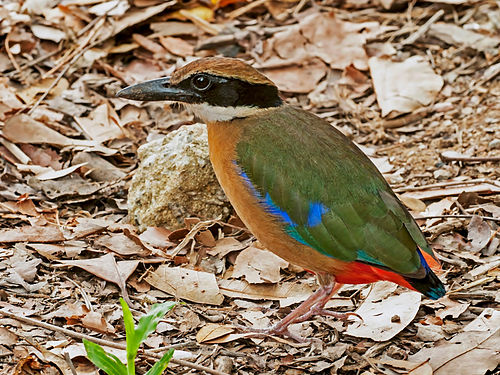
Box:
235 105 432 276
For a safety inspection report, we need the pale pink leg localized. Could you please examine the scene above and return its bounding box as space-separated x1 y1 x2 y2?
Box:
235 273 356 341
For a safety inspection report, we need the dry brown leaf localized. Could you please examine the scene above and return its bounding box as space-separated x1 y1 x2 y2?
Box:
159 36 194 57
218 279 313 307
232 246 288 284
435 296 470 320
207 237 246 257
81 311 116 334
0 226 64 243
409 329 499 375
346 282 422 341
429 23 500 52
95 233 151 256
196 323 235 343
57 253 138 304
369 56 443 117
467 215 492 253
3 114 117 155
400 195 427 212
138 227 174 248
262 59 327 93
145 265 224 305
375 358 433 375
74 103 124 142
30 24 66 43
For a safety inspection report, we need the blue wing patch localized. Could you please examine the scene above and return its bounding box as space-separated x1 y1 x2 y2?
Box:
238 167 329 229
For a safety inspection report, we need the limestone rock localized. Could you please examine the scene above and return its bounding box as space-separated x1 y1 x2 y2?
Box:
128 124 230 230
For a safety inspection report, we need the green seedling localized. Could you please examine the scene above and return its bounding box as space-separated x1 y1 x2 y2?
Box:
84 298 176 375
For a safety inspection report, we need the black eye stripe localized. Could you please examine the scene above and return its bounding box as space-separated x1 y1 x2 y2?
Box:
176 74 282 109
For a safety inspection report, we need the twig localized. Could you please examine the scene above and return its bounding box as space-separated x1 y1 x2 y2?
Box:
62 276 94 312
415 214 500 223
5 48 62 78
227 0 268 20
440 154 500 163
43 17 105 78
401 9 444 45
381 102 454 129
27 29 108 115
64 352 78 375
394 178 500 193
0 309 228 375
4 31 23 80
179 9 221 35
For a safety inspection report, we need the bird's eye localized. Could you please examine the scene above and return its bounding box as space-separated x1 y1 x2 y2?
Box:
191 74 211 91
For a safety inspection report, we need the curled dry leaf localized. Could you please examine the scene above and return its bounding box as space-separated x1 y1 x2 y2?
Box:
467 215 492 253
196 323 235 343
369 56 443 117
232 246 288 284
145 265 224 305
346 281 422 341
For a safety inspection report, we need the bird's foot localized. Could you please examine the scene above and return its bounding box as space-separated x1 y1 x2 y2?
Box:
233 279 360 342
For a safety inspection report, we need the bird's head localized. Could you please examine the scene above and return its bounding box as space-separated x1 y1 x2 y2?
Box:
117 57 283 123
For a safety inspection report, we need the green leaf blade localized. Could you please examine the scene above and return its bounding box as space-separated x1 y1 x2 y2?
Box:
83 339 128 375
145 349 175 375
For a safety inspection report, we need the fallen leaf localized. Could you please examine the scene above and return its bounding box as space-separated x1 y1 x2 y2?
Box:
262 59 327 93
0 226 64 243
159 36 194 57
467 215 492 253
57 253 138 304
145 265 224 305
409 329 499 375
207 237 246 257
196 323 235 343
30 24 66 43
429 23 500 52
435 296 470 320
218 279 314 307
95 233 150 256
346 282 421 341
232 246 288 283
369 56 443 117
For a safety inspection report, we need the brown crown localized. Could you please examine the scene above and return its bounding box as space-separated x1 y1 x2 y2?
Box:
170 57 275 86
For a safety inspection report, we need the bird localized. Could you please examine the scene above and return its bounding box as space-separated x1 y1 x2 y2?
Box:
117 57 446 340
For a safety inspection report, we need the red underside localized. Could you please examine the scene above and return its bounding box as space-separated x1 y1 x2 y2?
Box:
333 250 441 291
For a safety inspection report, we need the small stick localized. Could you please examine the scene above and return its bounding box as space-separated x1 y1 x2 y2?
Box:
0 309 228 375
415 214 500 223
394 178 500 193
4 31 23 79
5 48 62 78
401 9 444 45
64 352 78 375
227 0 268 20
440 154 500 163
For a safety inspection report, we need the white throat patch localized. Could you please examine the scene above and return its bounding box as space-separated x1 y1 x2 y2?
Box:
185 103 263 122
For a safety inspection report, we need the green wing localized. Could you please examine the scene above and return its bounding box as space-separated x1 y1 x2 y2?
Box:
236 106 431 276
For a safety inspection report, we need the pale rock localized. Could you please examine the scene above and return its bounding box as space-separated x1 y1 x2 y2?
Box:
128 124 230 230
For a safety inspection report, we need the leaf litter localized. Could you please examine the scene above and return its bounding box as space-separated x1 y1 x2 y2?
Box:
0 0 499 374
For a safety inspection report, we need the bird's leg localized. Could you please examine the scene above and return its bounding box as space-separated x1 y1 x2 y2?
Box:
235 273 354 341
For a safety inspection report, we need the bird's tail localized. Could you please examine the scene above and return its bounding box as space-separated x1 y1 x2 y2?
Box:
404 248 446 300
